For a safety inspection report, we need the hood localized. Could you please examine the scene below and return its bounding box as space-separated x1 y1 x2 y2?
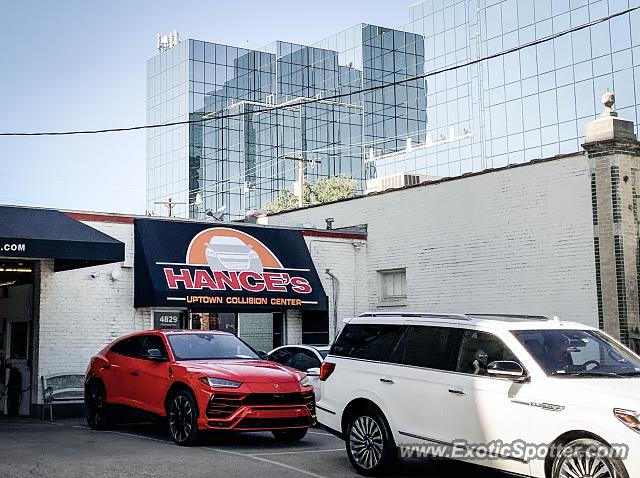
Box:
177 359 303 384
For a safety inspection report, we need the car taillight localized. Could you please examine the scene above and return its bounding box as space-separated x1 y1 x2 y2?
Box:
319 362 336 381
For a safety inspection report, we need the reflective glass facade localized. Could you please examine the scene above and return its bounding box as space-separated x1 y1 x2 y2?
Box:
146 42 190 217
147 1 640 219
374 0 640 178
146 24 426 220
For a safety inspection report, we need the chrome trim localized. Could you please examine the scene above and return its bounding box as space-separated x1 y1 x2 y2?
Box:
511 400 565 412
316 404 336 415
397 431 529 464
325 355 530 382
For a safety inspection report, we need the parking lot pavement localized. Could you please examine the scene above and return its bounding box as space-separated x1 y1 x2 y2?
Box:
0 417 511 478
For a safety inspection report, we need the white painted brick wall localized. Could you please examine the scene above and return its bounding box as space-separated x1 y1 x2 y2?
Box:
269 156 599 327
285 309 303 344
238 313 273 352
305 237 367 341
36 222 152 402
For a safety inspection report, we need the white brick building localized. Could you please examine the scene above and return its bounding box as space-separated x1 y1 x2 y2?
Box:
0 211 360 416
2 104 640 418
268 155 599 326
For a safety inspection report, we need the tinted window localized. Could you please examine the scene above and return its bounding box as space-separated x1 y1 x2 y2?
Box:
289 349 321 371
331 324 404 361
110 337 143 358
269 348 294 367
398 326 460 371
167 333 259 360
456 330 520 375
140 335 168 360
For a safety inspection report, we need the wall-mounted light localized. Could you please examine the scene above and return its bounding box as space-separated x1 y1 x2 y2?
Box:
90 270 123 281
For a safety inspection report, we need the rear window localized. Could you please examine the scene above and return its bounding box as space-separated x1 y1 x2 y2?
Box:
110 337 143 358
330 324 404 361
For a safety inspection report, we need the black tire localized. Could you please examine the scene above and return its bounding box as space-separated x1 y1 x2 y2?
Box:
85 380 113 430
167 389 200 446
272 428 309 442
551 438 629 478
345 406 397 476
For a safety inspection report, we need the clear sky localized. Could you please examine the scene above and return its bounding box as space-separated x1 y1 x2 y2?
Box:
0 0 415 214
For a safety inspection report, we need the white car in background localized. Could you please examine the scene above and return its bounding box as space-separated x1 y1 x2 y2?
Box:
268 345 330 400
317 312 640 477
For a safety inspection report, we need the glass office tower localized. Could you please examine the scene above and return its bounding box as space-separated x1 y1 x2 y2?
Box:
147 1 640 218
146 24 426 220
372 0 640 178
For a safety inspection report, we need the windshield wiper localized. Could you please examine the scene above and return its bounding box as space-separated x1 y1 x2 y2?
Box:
616 370 640 377
553 371 619 377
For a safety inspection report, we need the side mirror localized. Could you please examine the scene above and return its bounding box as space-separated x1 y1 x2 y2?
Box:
306 367 320 377
257 350 269 360
145 349 166 361
487 361 526 380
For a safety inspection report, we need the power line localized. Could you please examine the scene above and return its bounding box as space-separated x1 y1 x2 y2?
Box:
1 6 637 137
185 124 433 194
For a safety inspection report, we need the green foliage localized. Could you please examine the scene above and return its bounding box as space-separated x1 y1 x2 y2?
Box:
265 188 301 213
265 176 358 213
308 176 358 204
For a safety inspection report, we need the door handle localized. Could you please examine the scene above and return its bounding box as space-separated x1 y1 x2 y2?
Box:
131 371 139 377
448 389 465 395
379 378 395 384
101 364 111 370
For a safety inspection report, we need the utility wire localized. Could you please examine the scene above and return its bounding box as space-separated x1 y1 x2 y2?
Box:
1 6 636 137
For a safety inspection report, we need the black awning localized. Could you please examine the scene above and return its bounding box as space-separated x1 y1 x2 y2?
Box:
0 206 125 271
134 218 328 311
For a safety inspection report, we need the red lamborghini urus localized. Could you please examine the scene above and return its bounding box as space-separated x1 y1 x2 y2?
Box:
85 330 315 445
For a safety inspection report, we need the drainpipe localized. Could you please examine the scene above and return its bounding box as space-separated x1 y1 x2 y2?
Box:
325 269 339 339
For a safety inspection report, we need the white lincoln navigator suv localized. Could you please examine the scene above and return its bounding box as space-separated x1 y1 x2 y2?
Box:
317 312 640 477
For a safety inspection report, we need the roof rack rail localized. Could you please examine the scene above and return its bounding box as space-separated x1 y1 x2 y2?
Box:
358 312 472 321
468 314 551 321
358 312 552 322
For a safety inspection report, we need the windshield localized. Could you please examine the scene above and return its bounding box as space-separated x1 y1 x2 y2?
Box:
167 333 260 361
513 329 640 377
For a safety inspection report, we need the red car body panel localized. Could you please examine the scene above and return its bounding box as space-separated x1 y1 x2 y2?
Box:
86 330 316 431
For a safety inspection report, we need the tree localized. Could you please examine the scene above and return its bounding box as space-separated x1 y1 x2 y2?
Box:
309 176 358 204
265 188 303 213
265 176 358 213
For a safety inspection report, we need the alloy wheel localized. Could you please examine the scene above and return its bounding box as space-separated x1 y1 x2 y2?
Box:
349 415 385 470
559 452 615 478
86 382 106 428
169 395 193 443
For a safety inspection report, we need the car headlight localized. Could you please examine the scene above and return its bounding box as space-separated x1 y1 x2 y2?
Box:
201 377 242 388
614 408 640 433
299 374 312 387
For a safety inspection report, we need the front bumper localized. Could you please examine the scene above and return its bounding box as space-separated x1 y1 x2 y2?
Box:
194 384 316 431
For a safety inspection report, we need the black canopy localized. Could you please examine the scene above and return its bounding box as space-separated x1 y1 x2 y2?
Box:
135 218 328 311
0 206 125 271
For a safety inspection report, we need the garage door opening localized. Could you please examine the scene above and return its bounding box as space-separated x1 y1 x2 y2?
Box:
0 261 35 416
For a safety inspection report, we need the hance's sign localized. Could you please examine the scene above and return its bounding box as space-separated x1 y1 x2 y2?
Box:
134 219 327 311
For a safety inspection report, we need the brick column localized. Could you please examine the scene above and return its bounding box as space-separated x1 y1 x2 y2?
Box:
582 92 640 351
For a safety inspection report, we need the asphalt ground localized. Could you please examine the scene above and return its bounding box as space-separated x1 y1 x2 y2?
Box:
0 417 509 477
